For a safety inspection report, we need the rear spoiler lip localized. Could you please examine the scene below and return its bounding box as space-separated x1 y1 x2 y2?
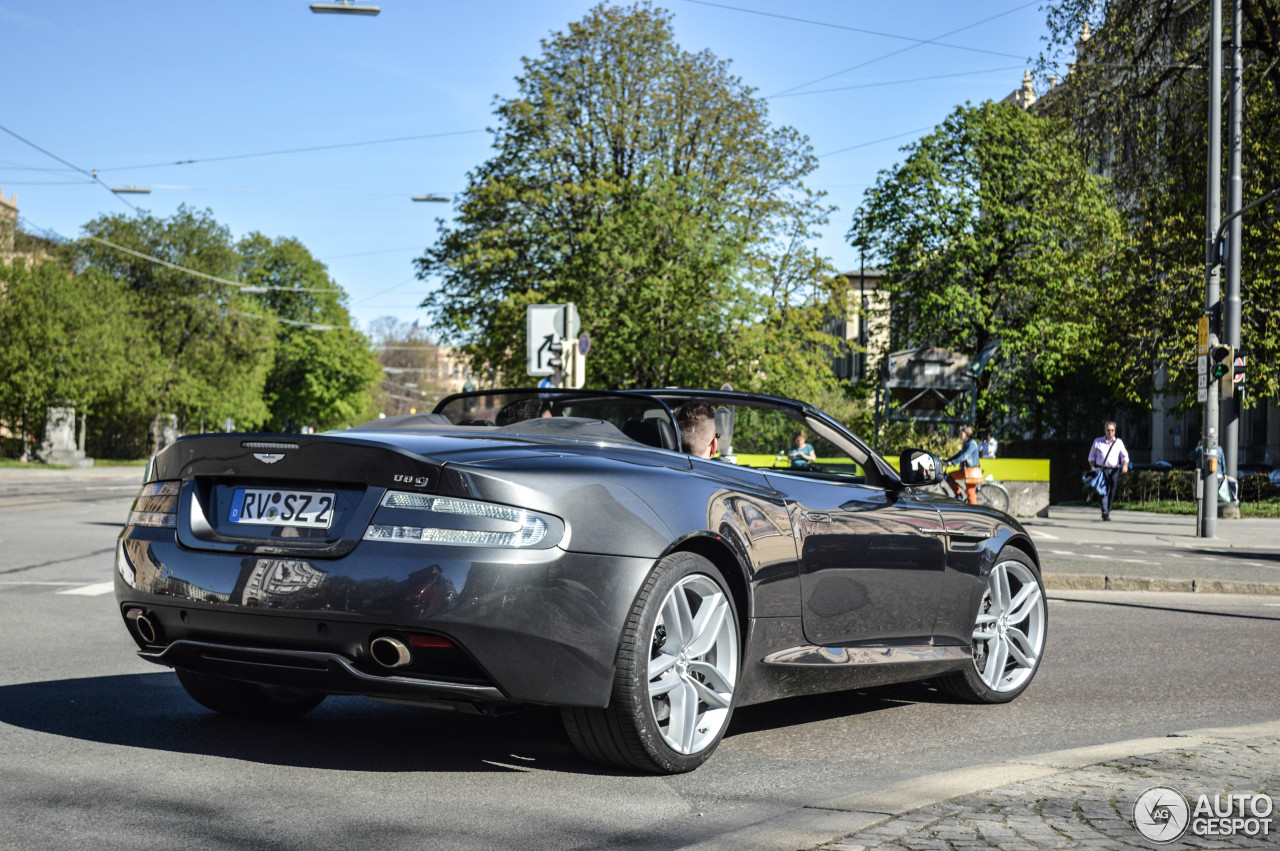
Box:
148 433 446 490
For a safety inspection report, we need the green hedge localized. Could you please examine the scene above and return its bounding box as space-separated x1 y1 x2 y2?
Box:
1082 470 1278 504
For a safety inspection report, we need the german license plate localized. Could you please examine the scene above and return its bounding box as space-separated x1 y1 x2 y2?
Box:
229 488 335 529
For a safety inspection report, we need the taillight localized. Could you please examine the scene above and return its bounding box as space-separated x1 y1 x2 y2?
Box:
364 491 552 548
127 480 180 528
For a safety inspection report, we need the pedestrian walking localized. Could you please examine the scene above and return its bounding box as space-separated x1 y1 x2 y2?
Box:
979 430 998 460
1088 421 1129 521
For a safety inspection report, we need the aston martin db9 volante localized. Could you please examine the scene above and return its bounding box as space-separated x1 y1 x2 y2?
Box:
115 388 1046 774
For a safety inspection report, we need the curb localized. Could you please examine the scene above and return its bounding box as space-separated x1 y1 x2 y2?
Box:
678 720 1280 851
1043 572 1280 595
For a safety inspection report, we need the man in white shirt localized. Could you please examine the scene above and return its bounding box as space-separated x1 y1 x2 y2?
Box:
1088 421 1129 521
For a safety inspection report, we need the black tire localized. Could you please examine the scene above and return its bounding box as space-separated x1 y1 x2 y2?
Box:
175 669 326 719
975 482 1011 513
562 551 740 774
937 548 1046 704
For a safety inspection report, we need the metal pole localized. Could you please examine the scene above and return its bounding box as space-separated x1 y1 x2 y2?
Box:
1223 0 1244 489
1199 0 1223 538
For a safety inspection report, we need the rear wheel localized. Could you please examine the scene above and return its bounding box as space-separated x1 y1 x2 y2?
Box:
975 481 1011 513
562 552 739 774
175 669 326 718
937 548 1046 703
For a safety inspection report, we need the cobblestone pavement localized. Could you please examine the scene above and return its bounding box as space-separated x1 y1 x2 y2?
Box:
811 729 1280 851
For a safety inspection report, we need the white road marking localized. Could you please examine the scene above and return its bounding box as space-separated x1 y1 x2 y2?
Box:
0 581 83 586
1047 549 1076 556
1029 530 1059 540
57 581 115 596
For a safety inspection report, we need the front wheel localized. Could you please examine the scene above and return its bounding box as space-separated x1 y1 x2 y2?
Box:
175 669 326 718
975 481 1011 513
562 552 740 774
937 548 1046 704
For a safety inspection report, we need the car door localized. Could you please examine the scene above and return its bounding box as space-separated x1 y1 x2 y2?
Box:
770 474 947 647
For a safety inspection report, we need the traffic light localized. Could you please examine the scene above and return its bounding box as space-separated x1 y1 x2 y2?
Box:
1209 344 1233 380
546 337 564 371
1210 343 1234 400
1233 354 1247 401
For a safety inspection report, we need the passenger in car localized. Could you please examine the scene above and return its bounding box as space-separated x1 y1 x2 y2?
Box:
494 397 555 425
674 401 718 459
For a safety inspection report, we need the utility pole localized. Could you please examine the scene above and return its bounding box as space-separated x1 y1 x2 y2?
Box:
1198 0 1223 538
1222 0 1244 503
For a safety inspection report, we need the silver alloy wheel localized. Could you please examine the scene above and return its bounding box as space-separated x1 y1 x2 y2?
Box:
971 558 1046 692
647 574 739 755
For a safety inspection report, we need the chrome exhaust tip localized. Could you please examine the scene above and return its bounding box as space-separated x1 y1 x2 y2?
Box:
370 636 412 668
127 608 160 644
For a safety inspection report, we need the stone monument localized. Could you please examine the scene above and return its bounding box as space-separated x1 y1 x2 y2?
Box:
36 406 94 468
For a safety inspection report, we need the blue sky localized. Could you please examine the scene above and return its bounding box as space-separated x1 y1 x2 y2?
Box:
0 0 1063 333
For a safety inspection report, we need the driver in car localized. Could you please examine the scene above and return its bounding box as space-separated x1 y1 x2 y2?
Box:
675 401 718 459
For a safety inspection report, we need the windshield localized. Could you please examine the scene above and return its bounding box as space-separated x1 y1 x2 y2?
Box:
433 390 680 450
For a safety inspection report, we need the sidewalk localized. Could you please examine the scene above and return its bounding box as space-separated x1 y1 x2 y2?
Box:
681 721 1280 850
804 721 1280 851
1024 505 1280 551
0 464 145 485
1022 505 1280 596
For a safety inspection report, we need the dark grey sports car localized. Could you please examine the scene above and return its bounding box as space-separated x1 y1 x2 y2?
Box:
115 388 1046 774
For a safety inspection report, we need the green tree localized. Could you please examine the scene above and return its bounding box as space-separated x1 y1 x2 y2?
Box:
1037 0 1280 404
418 2 843 396
0 258 155 455
238 233 382 431
853 101 1125 435
77 206 276 436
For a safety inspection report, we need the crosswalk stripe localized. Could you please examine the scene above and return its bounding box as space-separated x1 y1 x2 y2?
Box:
57 581 115 596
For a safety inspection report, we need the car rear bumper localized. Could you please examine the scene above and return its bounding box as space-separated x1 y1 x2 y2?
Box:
115 531 653 708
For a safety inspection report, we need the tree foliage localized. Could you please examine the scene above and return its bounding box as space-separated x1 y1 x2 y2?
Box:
418 2 844 398
853 101 1125 435
77 206 276 431
1037 0 1280 404
0 258 154 453
239 233 382 431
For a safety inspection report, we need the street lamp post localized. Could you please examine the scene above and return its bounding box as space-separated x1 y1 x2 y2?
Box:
1198 0 1223 538
1222 0 1244 507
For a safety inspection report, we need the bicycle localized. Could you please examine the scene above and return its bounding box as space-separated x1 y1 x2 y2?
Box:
935 464 1011 513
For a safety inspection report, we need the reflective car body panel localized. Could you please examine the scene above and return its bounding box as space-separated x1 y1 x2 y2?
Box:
115 388 1041 718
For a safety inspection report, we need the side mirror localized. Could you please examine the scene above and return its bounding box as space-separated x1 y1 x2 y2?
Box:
899 448 944 486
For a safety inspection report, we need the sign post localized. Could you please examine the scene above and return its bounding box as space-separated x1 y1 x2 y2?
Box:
527 304 584 386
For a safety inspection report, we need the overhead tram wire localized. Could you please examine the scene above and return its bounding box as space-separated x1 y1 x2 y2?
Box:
729 0 1042 98
0 123 138 212
769 66 1026 99
91 129 486 173
680 0 1031 67
83 234 341 294
817 126 937 159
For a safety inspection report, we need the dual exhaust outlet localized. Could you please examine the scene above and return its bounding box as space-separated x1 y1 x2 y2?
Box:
370 634 453 669
125 608 436 672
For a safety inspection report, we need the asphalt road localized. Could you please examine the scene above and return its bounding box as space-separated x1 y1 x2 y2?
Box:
1 471 1277 850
